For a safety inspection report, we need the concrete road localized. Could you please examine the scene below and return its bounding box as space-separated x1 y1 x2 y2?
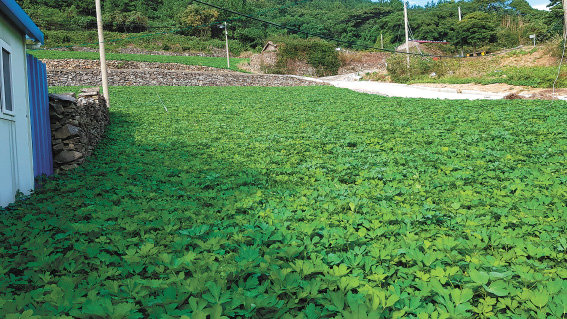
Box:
327 80 508 100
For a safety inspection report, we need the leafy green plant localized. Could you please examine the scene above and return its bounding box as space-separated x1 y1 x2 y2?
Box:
1 86 566 317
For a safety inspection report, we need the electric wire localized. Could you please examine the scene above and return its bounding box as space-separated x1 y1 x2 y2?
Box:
40 0 312 50
191 0 462 58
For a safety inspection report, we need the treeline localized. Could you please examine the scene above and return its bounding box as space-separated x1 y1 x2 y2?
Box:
16 0 561 53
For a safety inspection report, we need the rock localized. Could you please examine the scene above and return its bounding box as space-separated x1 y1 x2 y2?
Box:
54 150 83 163
46 69 322 87
53 124 80 139
53 143 64 151
49 93 77 103
81 87 100 94
79 87 101 98
48 89 109 172
51 102 65 114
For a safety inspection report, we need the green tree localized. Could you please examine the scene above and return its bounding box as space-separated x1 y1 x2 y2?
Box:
454 12 497 55
178 4 220 37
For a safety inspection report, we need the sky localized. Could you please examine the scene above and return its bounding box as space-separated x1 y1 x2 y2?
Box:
405 0 550 10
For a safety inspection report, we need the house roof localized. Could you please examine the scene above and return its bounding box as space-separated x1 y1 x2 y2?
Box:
262 41 278 52
0 0 43 44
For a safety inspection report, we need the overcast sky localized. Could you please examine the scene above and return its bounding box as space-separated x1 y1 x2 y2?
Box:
405 0 550 10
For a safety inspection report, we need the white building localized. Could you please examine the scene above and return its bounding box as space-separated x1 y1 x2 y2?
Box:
0 0 44 207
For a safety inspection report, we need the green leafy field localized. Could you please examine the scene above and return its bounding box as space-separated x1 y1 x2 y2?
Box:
29 50 249 72
1 86 567 318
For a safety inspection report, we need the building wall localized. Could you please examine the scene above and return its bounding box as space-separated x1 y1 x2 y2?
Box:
0 14 34 207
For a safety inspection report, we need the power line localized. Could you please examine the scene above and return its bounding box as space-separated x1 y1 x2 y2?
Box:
41 0 313 50
191 0 463 59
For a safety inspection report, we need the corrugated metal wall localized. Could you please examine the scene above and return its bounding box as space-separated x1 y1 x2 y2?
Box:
27 54 52 178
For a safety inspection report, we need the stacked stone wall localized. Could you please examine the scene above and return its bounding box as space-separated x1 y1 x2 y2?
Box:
49 88 109 173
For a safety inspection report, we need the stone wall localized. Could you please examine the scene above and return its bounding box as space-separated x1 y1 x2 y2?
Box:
49 88 109 173
47 69 322 87
249 51 278 73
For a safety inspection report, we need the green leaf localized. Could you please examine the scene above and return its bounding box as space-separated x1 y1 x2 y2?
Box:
386 294 400 308
329 264 350 277
328 291 345 311
469 268 489 285
484 280 509 297
451 288 474 305
6 310 40 319
530 290 549 308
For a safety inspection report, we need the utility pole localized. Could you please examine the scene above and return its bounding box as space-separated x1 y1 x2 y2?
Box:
563 0 567 41
95 0 110 107
224 21 230 69
458 6 463 57
403 1 410 69
380 32 384 49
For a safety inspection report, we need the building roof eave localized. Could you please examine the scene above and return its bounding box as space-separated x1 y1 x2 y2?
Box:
0 0 44 44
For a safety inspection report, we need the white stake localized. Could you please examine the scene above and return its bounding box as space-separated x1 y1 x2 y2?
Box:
95 0 110 107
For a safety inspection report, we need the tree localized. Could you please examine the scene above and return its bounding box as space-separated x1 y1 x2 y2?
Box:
454 12 497 55
178 4 220 37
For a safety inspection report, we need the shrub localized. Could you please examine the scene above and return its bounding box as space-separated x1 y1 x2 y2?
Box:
544 36 566 58
177 4 219 37
23 5 95 31
386 54 456 83
268 36 341 76
103 11 149 33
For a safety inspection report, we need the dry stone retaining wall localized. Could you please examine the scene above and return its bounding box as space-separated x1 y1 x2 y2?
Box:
49 88 109 173
45 59 233 72
47 69 322 87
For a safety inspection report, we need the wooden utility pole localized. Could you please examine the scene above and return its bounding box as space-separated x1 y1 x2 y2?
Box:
563 0 567 41
224 22 230 69
458 6 463 57
403 1 410 68
95 0 110 106
380 33 383 49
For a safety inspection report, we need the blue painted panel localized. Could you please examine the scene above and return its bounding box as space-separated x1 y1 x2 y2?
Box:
27 54 52 178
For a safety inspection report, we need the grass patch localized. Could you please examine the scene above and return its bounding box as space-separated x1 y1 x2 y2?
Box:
30 50 249 72
42 30 248 56
407 66 567 88
1 86 567 317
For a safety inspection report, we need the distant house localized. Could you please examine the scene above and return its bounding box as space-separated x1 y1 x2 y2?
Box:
0 0 46 207
262 41 278 53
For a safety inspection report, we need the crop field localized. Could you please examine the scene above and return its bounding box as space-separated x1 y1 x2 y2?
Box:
1 86 566 318
29 50 249 72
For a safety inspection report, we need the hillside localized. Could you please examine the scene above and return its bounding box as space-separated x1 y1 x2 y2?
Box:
17 0 561 56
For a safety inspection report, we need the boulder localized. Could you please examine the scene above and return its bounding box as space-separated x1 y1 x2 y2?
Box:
54 150 83 163
53 124 80 139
